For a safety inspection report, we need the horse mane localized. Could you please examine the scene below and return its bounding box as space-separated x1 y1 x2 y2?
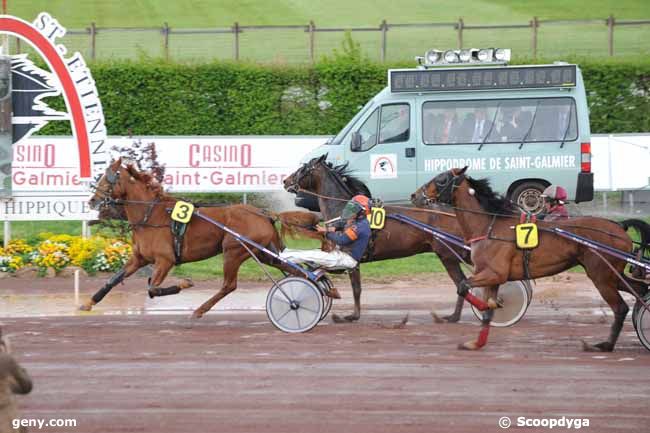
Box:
125 164 175 201
466 176 514 215
329 162 372 198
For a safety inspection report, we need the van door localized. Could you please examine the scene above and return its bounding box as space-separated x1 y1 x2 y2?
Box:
345 102 417 203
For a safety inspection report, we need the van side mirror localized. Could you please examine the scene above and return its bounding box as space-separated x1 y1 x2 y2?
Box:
351 132 362 151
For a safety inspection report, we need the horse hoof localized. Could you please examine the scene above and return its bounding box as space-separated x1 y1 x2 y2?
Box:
581 340 613 352
458 341 482 351
78 301 94 311
326 287 342 299
487 297 502 310
179 279 194 289
183 316 196 330
442 314 460 323
430 310 445 324
331 313 357 323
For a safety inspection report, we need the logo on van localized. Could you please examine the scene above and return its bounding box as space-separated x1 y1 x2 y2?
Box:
370 154 397 179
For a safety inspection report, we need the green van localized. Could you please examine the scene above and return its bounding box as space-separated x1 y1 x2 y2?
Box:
297 48 594 213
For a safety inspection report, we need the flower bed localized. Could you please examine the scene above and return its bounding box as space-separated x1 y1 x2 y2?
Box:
0 235 131 276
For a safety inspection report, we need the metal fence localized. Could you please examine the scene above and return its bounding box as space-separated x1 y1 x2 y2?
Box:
10 16 650 63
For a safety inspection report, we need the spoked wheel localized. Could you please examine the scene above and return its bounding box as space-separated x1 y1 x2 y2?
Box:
317 277 334 320
633 294 650 351
266 277 324 333
470 280 530 327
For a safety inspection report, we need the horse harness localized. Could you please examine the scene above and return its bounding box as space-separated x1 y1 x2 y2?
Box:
423 170 537 280
96 166 188 264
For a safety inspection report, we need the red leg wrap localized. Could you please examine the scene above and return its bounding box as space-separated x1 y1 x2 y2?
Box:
476 325 490 348
464 292 490 311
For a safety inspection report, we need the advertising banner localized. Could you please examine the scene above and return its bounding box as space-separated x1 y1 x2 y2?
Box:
2 135 326 220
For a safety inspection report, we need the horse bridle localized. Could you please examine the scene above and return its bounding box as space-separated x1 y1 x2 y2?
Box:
91 165 122 208
285 162 310 193
420 169 465 206
91 165 160 227
288 159 354 198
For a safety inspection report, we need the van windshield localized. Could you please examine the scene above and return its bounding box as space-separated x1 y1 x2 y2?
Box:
328 99 375 145
422 97 577 145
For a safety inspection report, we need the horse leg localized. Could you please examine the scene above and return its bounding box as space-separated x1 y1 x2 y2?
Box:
144 257 193 298
147 260 194 298
582 261 629 352
191 247 248 319
457 267 505 312
438 254 467 323
79 254 145 311
332 266 362 323
459 285 498 351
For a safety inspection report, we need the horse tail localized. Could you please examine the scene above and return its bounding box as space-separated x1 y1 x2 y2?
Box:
622 219 650 253
621 219 650 293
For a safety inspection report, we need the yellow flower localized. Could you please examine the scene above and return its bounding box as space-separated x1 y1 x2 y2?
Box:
5 239 33 255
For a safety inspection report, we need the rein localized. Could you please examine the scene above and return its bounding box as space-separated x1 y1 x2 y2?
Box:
418 170 640 245
295 188 457 218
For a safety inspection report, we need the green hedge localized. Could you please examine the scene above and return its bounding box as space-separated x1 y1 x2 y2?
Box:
40 57 650 136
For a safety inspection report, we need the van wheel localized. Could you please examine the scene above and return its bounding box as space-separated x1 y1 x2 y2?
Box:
510 182 547 214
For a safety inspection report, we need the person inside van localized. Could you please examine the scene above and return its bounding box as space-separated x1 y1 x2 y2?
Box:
461 108 492 143
435 108 461 144
500 107 523 141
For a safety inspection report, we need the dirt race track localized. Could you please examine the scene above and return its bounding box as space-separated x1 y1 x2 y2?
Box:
1 272 650 433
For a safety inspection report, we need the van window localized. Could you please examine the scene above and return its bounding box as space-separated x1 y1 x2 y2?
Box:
353 103 410 152
422 97 577 145
355 108 379 151
329 99 375 145
379 104 410 144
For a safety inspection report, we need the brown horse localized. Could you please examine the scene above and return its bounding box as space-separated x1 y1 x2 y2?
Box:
83 159 303 318
284 154 472 322
412 166 649 351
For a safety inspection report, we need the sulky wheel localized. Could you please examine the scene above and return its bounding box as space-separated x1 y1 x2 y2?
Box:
266 277 324 333
470 280 530 327
317 277 334 320
523 280 534 306
633 293 650 351
632 299 642 333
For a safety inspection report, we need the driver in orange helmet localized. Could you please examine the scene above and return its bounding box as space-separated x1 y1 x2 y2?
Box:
280 195 372 298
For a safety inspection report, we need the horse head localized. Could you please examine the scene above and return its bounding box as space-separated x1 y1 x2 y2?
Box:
89 159 126 210
90 159 160 210
283 153 328 194
411 166 468 207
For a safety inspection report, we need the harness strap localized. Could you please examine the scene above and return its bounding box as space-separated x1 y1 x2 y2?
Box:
171 220 188 265
465 235 487 245
522 249 532 281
